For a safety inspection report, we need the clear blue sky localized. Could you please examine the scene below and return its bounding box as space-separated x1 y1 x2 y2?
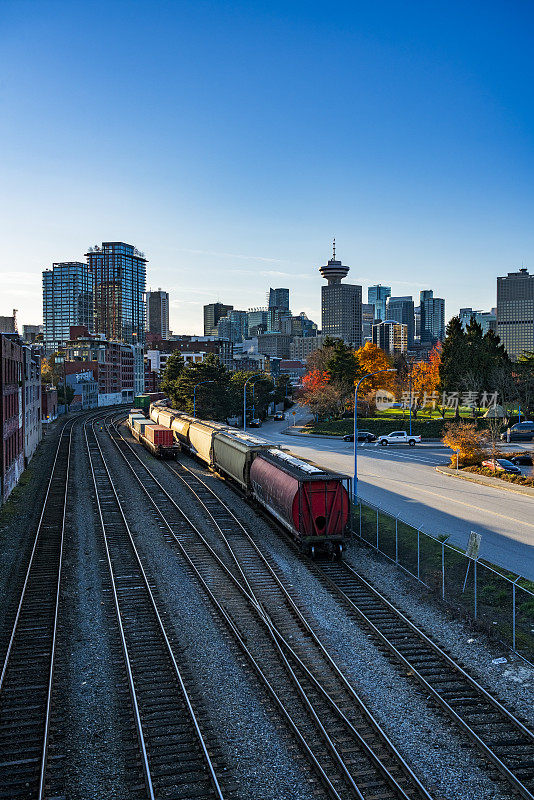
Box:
1 0 534 334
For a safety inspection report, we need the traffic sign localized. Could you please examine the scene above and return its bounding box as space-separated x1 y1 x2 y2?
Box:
466 531 482 560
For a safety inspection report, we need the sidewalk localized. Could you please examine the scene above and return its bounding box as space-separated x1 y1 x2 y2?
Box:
436 464 534 499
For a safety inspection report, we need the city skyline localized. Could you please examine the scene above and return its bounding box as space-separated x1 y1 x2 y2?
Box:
1 2 534 333
5 237 504 336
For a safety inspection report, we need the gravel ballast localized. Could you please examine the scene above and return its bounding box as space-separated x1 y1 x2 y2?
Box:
99 423 317 800
55 420 137 799
165 443 532 800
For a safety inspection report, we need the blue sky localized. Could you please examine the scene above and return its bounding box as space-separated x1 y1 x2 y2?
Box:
1 0 534 333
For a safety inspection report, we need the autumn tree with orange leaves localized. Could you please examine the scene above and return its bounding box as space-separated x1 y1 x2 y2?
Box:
355 342 396 395
410 343 441 418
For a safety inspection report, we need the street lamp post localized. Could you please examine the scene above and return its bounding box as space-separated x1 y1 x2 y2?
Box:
243 374 262 432
193 380 215 417
243 373 273 431
353 368 396 501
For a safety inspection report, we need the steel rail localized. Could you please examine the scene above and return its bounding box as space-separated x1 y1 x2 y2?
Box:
85 416 225 800
159 455 433 800
106 417 371 799
0 416 75 800
108 414 434 800
175 454 534 800
171 427 534 800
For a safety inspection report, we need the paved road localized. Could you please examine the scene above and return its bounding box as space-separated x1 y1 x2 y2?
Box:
257 411 534 580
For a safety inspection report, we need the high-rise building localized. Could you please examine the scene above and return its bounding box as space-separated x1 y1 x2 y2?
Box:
319 243 362 347
288 313 318 338
497 268 534 360
419 290 445 344
216 310 248 343
268 287 290 311
86 242 146 345
204 302 233 336
372 320 408 355
362 303 374 342
146 289 170 340
267 307 292 333
386 296 415 347
246 308 269 336
368 285 391 322
43 262 93 352
459 307 497 335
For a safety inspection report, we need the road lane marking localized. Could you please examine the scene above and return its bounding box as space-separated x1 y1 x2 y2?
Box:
361 471 534 530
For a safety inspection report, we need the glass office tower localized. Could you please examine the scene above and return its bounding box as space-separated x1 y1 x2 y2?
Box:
42 262 93 352
86 242 147 345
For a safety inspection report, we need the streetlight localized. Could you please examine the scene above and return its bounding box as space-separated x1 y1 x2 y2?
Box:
193 380 215 417
250 376 271 421
243 373 264 431
353 368 396 501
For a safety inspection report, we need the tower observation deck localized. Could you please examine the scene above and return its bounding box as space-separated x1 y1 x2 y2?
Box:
319 239 350 284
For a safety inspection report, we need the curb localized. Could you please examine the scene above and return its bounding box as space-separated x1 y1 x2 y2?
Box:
435 465 534 499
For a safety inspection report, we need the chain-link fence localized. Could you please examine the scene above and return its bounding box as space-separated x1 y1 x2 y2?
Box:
352 500 534 663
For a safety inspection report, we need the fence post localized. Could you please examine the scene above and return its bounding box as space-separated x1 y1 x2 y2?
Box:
359 502 362 538
376 508 379 550
441 542 445 600
473 558 477 619
513 581 516 651
417 528 421 580
395 517 398 563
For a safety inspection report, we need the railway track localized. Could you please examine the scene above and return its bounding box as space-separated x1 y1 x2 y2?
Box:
162 439 534 800
0 417 75 800
85 417 227 800
107 414 435 800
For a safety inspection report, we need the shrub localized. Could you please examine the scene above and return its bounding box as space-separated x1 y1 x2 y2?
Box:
442 420 487 466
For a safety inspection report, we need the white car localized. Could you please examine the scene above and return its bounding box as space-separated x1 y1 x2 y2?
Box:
377 431 421 447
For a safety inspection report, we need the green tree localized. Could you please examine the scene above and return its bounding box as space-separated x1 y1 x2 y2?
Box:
229 371 274 420
170 354 231 420
327 339 361 393
439 317 469 417
160 350 185 396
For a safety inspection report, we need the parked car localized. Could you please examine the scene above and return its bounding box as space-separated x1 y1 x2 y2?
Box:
248 418 262 428
481 458 521 474
510 454 533 466
500 421 534 442
377 431 421 447
273 412 286 421
343 431 377 443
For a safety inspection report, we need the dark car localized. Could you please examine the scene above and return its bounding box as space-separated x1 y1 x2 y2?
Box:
248 418 262 428
511 454 533 466
501 421 534 442
481 458 522 474
273 412 285 421
343 431 376 443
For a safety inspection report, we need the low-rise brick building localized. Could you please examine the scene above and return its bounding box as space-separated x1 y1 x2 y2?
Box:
1 334 24 502
22 345 42 464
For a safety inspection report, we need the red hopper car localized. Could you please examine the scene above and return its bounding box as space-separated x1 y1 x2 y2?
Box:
250 450 350 557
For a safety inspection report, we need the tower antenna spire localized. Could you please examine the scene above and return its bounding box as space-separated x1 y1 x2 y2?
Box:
332 237 336 260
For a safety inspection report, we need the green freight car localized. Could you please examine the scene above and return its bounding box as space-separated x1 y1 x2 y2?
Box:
133 392 166 414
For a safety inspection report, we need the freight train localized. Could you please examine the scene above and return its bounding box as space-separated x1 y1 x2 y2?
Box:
143 401 350 557
127 411 178 458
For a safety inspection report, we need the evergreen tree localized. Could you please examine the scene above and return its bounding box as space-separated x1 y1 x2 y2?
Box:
171 354 231 420
439 316 468 415
160 350 185 396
